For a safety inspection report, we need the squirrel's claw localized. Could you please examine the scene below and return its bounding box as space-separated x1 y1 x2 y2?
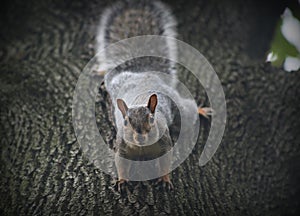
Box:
164 181 174 191
198 107 214 118
156 175 174 190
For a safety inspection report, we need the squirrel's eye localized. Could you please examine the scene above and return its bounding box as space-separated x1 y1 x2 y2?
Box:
124 119 128 126
149 116 154 124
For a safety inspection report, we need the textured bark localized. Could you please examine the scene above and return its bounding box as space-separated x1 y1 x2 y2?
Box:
0 0 299 215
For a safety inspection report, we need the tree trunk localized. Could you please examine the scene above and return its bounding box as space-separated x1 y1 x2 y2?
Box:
0 0 299 215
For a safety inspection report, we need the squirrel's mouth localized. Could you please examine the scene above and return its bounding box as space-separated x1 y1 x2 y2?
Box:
127 139 150 147
124 134 160 146
132 139 159 147
123 138 147 146
133 140 147 146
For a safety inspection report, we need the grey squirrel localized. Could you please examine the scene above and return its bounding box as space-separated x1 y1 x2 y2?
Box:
96 0 211 191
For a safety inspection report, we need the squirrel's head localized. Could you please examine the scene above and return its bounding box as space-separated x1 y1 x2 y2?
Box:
117 94 160 146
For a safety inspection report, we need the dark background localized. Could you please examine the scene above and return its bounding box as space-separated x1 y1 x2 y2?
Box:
0 0 299 215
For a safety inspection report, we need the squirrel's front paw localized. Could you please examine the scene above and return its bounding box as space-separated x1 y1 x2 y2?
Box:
114 179 128 193
156 175 174 190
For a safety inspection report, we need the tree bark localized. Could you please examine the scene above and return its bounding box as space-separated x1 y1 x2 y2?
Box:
0 0 299 215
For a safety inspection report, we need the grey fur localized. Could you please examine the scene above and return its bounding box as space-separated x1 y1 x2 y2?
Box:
97 0 178 143
97 1 179 183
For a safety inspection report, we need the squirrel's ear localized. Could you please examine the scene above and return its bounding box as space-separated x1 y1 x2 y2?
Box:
147 94 158 114
117 99 128 118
